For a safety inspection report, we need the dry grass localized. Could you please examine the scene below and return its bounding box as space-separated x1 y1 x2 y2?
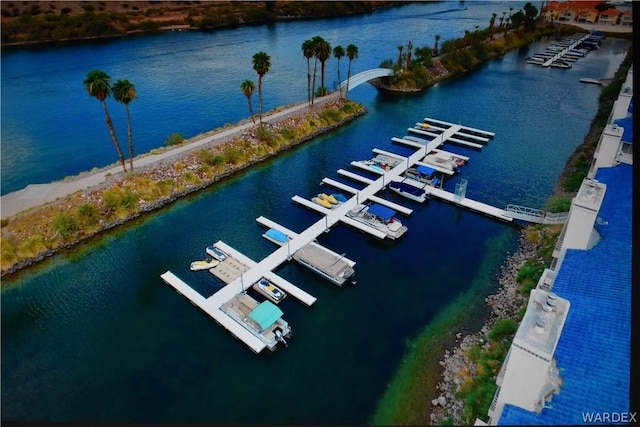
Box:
1 99 365 278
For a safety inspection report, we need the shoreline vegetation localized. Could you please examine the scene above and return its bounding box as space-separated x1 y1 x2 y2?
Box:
371 50 633 426
1 96 366 277
0 1 406 47
0 3 633 425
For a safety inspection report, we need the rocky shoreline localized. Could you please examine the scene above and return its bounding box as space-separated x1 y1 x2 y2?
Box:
429 229 533 424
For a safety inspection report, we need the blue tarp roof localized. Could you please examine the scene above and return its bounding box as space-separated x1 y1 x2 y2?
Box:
499 164 632 425
249 300 283 330
417 165 436 177
613 117 633 144
367 203 396 221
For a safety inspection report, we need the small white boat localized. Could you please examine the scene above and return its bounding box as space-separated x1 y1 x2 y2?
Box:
263 228 290 246
352 154 403 174
253 278 287 304
206 245 228 261
423 153 458 171
190 258 220 271
346 203 407 240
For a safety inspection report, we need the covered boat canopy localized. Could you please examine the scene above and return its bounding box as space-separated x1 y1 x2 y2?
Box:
390 181 425 197
265 228 288 243
417 165 436 178
249 300 283 330
367 203 396 221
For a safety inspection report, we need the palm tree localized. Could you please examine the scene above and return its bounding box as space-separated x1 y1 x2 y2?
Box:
345 43 358 97
83 69 127 173
489 13 497 41
301 39 315 105
315 38 331 97
406 40 413 70
397 44 404 67
333 45 345 98
434 34 441 56
252 51 271 123
240 80 256 124
112 79 137 171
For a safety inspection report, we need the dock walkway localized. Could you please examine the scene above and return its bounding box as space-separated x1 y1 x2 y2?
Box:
162 116 510 353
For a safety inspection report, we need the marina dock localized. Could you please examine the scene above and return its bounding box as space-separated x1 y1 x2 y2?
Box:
256 216 357 286
162 114 515 353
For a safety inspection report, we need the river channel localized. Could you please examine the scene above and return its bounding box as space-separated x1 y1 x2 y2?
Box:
0 2 631 424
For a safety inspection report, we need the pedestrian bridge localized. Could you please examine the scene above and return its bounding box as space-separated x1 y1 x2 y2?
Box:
339 68 394 92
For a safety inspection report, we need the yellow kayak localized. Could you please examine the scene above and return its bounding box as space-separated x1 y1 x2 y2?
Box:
312 196 332 208
319 193 338 204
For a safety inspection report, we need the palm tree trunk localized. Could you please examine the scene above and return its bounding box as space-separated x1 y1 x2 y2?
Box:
311 57 318 106
125 104 134 171
306 58 311 105
346 60 352 98
101 101 127 173
337 61 342 99
258 77 263 122
247 97 255 124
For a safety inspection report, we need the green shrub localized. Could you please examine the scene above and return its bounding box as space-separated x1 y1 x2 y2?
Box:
545 195 571 213
53 212 78 237
120 188 138 210
165 132 185 146
78 202 98 225
488 319 517 342
102 189 120 212
319 108 341 124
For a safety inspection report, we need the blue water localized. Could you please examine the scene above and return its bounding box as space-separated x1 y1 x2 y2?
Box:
0 2 631 424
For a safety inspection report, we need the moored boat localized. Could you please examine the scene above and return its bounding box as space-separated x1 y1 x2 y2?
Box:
220 293 291 350
345 203 407 239
263 228 290 246
190 258 220 271
422 153 458 171
352 153 403 174
319 193 338 205
389 180 429 203
404 165 441 187
253 278 287 304
206 245 228 261
312 195 333 208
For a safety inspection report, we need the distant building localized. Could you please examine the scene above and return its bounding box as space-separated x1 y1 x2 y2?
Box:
479 65 633 425
541 1 632 27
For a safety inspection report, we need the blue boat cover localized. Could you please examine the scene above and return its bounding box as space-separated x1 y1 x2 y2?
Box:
417 165 436 177
249 300 283 330
332 193 347 203
265 228 288 243
367 203 396 220
390 181 424 196
613 117 633 144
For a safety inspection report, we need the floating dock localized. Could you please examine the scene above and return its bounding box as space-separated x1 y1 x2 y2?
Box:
256 216 356 286
163 115 512 353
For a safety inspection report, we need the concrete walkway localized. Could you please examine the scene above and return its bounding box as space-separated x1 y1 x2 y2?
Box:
1 93 341 220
